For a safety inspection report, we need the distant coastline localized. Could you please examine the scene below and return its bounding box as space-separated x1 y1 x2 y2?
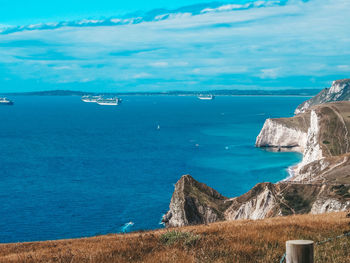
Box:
0 89 320 97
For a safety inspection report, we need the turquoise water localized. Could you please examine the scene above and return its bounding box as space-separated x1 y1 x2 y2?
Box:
0 95 305 243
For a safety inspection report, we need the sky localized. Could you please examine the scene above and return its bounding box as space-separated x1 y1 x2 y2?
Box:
0 0 217 24
0 0 349 92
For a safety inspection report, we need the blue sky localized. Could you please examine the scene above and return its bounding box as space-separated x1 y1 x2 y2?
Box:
0 0 349 92
0 0 218 24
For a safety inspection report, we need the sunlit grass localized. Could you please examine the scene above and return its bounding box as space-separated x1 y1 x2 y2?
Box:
0 212 349 262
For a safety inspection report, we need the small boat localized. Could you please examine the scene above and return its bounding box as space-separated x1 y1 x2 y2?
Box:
198 94 215 100
0 97 14 105
96 97 122 106
81 95 102 103
157 124 160 130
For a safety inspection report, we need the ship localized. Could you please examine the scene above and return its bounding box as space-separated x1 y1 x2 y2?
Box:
96 97 122 106
81 95 102 103
198 94 215 100
0 97 14 105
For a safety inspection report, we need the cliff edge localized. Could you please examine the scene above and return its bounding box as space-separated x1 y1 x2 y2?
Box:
256 101 350 182
163 175 350 227
295 78 350 114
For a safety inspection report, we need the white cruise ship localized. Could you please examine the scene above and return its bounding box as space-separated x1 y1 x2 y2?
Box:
0 97 14 105
198 94 215 100
96 97 122 106
81 95 102 103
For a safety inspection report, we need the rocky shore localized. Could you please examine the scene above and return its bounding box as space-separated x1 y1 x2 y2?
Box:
163 79 350 227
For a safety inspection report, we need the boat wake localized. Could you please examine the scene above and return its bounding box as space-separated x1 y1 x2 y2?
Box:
120 221 134 233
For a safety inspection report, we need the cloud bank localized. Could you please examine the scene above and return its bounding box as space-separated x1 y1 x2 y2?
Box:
0 1 288 35
0 0 349 92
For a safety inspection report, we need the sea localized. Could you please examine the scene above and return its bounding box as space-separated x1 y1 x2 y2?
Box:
0 95 307 243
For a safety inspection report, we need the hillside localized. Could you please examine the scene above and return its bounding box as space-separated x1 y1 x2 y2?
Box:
162 174 350 227
295 79 350 114
162 101 350 227
257 101 350 183
0 212 348 263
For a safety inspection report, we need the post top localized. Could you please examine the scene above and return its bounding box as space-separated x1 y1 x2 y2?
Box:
286 240 314 245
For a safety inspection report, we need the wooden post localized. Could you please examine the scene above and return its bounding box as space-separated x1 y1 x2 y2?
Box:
286 240 314 263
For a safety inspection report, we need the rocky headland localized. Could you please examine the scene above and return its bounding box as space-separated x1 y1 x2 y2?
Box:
163 79 350 228
295 78 350 114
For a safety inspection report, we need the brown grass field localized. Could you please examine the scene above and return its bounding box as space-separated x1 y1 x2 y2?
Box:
0 212 349 262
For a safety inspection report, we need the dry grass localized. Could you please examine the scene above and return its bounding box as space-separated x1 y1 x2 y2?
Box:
0 212 349 262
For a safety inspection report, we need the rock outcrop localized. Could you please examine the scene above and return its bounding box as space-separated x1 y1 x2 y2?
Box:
163 175 350 227
162 175 231 227
226 182 350 219
295 79 350 114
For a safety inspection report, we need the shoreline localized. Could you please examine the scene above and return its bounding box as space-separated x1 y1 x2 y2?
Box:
285 150 304 182
284 163 299 182
3 94 313 98
259 146 303 182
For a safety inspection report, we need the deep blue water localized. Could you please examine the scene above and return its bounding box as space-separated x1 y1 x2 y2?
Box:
0 95 306 243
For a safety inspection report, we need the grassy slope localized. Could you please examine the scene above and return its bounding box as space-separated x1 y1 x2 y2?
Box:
0 212 349 263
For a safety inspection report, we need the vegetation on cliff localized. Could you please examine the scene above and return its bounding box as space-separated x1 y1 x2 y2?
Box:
295 78 350 114
163 174 350 226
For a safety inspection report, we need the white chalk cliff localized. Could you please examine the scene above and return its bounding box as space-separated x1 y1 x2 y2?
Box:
255 109 324 180
164 82 350 227
257 100 350 182
295 79 350 114
255 119 308 152
163 175 350 227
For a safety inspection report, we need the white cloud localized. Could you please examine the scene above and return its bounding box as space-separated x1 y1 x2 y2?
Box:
133 72 152 79
0 1 283 35
217 4 250 11
52 65 73 70
260 68 280 79
80 78 94 82
167 13 192 20
173 61 189 67
337 65 350 71
149 61 168 67
201 1 281 13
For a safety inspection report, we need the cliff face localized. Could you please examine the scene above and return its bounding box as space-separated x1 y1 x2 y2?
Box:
162 175 231 227
256 112 310 152
295 79 350 114
163 176 350 227
226 182 350 219
225 183 281 220
256 102 350 182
